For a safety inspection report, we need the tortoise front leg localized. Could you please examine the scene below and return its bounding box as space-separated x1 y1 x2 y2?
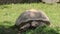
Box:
18 23 30 32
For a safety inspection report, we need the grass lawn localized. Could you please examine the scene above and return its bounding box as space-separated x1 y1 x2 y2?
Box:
0 3 60 34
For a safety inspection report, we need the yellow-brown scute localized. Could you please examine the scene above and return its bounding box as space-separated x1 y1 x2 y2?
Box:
30 12 36 17
26 9 39 17
26 9 38 12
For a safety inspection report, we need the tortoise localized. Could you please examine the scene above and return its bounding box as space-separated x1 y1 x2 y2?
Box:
14 9 50 31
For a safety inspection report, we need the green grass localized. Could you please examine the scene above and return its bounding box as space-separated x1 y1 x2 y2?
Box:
0 3 60 34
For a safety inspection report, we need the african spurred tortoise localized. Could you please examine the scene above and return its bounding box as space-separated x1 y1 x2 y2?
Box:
14 9 50 31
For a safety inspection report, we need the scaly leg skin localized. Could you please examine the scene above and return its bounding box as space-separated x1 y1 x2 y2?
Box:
18 23 30 32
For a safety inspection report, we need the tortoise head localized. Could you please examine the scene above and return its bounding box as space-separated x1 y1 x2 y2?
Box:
31 20 39 27
30 20 50 28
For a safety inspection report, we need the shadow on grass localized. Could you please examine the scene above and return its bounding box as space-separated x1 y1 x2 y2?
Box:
31 26 60 34
0 21 60 34
0 25 18 34
0 21 19 34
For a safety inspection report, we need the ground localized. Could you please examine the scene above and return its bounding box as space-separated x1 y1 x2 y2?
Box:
0 3 60 34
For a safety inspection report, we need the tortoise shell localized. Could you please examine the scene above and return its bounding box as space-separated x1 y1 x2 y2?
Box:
15 9 50 26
